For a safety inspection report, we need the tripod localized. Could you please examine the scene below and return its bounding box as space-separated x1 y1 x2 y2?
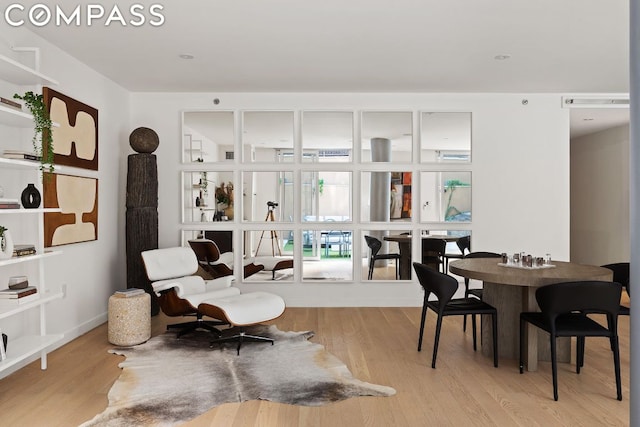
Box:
255 204 282 256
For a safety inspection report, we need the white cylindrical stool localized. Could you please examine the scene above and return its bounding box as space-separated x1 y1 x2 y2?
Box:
108 292 151 346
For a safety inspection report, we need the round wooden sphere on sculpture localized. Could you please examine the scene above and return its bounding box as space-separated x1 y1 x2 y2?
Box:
129 127 159 153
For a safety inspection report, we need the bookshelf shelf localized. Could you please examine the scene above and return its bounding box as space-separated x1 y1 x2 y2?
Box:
0 51 62 374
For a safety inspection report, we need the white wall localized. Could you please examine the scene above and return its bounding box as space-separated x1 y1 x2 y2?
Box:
0 26 129 376
570 124 630 264
131 92 571 306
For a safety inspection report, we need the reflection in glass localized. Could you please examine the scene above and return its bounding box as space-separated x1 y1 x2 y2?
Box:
244 230 294 282
182 170 234 222
361 171 412 222
425 230 472 275
302 228 353 281
421 112 471 163
301 171 351 222
242 171 293 223
362 230 409 280
420 172 472 222
242 111 294 163
361 111 412 163
302 111 353 162
182 111 234 163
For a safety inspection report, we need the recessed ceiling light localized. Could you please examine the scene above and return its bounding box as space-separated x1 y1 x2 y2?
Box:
179 54 194 60
494 54 511 60
583 118 594 121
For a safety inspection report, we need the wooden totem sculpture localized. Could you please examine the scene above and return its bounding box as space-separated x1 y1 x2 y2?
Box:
126 127 159 315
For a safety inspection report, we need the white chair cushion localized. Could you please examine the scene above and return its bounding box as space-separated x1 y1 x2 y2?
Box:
141 247 198 281
184 287 241 307
204 275 234 291
199 291 285 326
152 273 235 297
152 275 205 296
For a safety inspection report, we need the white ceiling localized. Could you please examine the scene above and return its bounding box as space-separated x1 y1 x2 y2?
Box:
18 0 630 135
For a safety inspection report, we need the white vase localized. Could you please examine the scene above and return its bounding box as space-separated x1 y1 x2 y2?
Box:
0 230 13 259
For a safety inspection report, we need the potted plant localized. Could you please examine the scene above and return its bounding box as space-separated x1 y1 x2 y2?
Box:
13 91 54 172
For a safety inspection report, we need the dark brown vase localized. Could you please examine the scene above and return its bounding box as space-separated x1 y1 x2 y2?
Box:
21 183 41 209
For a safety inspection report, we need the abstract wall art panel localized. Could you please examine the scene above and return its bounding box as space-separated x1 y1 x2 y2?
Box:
43 87 99 170
43 173 98 247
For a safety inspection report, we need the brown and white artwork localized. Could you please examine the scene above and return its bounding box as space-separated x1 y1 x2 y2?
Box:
43 87 99 170
43 173 98 247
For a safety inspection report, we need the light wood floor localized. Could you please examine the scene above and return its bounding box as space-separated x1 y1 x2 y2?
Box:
0 306 629 426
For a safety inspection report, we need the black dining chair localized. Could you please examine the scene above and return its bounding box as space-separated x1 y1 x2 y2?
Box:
461 251 502 331
364 235 400 280
443 235 471 273
413 262 498 369
519 280 622 401
601 262 630 316
421 238 447 273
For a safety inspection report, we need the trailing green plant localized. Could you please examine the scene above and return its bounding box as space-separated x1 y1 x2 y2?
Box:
0 225 6 238
13 91 54 172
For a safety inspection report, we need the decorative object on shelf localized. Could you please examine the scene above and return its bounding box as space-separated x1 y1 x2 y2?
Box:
43 173 98 247
0 96 21 110
20 183 41 208
215 181 234 220
0 329 6 361
126 127 159 315
0 226 13 259
8 275 29 289
12 244 36 257
0 198 20 209
43 87 99 170
13 90 54 172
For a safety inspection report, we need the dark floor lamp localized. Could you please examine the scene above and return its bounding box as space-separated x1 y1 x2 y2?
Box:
126 127 159 315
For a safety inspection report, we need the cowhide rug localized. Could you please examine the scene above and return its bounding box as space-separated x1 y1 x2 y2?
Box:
81 325 395 426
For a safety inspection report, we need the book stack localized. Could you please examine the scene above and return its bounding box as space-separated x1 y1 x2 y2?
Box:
3 150 41 162
114 288 145 298
0 97 21 111
0 286 38 305
12 244 36 257
0 198 20 209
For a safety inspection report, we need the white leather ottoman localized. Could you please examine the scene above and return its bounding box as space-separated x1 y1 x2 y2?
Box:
198 291 286 354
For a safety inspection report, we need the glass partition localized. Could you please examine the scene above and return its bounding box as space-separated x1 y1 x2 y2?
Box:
420 112 471 163
361 171 412 222
242 111 294 163
361 111 412 163
362 230 410 280
182 111 235 163
243 229 295 282
302 111 353 162
302 228 353 281
242 171 293 223
182 170 235 223
301 171 352 222
419 171 472 222
420 230 472 274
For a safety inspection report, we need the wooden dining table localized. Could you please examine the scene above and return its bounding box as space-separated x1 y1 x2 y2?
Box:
449 258 613 371
384 234 459 280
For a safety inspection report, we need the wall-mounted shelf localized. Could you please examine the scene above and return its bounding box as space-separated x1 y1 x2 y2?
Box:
0 104 35 127
0 49 62 376
0 250 62 267
0 289 63 320
0 208 61 215
0 333 64 372
0 53 58 86
0 157 60 171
